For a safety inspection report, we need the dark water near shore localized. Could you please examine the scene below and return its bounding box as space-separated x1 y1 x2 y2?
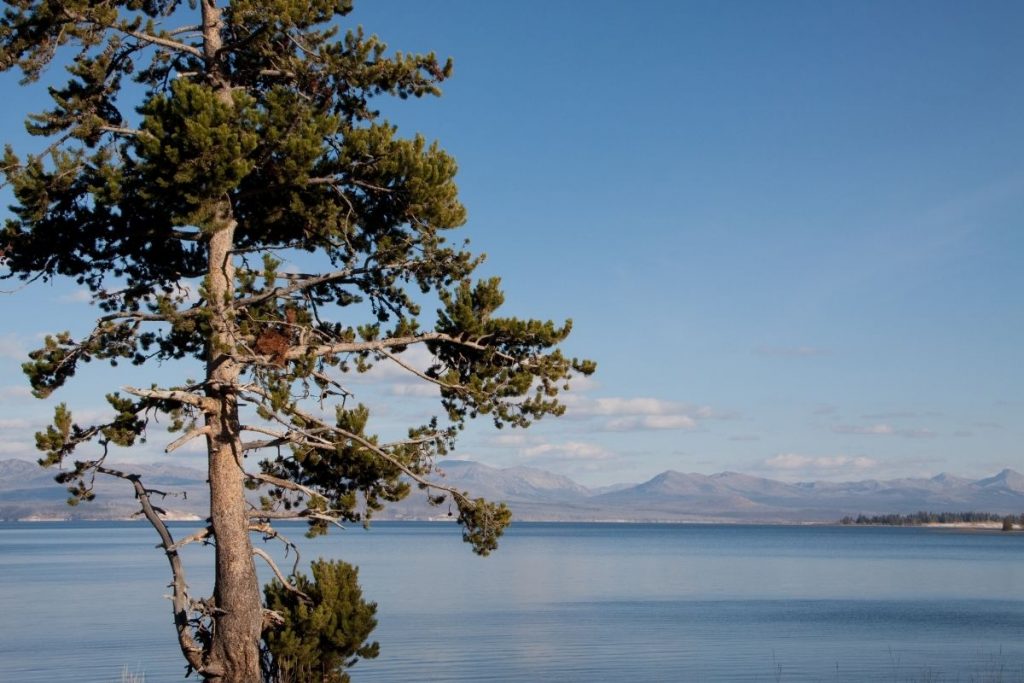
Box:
2 521 1023 681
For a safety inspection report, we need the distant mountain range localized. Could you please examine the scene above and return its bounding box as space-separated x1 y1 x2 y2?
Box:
0 458 213 521
3 458 1024 523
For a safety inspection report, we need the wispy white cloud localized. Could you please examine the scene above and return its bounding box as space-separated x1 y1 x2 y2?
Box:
761 453 878 473
604 415 697 431
487 433 536 448
832 423 935 439
0 418 32 430
564 395 730 432
0 441 35 455
523 441 613 462
389 383 439 398
567 397 679 416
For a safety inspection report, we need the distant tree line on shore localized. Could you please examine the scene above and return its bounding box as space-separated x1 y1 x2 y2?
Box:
840 511 1024 527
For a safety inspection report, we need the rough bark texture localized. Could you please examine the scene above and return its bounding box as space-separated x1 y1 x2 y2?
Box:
205 222 263 682
201 3 262 678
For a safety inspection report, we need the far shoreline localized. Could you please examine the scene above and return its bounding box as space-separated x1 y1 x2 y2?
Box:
4 517 1022 532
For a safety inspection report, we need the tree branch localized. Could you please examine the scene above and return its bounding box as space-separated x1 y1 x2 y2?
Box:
93 465 206 673
165 426 211 453
244 392 473 509
168 24 202 36
247 471 322 501
378 348 457 394
98 125 152 138
240 437 288 452
252 548 310 603
240 420 334 447
116 24 204 57
249 521 308 576
61 9 204 58
167 525 214 552
98 310 174 323
230 264 375 308
285 331 506 362
124 385 212 410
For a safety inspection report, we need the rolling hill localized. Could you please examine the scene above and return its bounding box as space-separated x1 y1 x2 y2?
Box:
2 458 1023 523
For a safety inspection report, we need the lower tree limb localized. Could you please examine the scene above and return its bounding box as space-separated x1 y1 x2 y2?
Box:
94 465 207 675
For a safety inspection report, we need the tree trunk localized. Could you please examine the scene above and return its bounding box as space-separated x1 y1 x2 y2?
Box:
204 221 264 682
197 3 263 678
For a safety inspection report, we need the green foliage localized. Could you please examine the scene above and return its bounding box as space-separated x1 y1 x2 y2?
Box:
262 559 379 683
454 496 512 557
136 80 260 228
1 0 595 645
0 1 595 677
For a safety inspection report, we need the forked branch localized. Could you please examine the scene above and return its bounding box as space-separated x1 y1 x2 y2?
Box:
92 464 206 674
253 548 310 603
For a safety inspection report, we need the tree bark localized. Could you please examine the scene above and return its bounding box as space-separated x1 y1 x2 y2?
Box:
200 2 263 680
204 219 264 682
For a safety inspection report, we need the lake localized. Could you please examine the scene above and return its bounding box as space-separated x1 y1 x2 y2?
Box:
1 521 1023 681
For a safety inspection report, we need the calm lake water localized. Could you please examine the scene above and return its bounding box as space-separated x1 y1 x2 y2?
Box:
1 521 1023 682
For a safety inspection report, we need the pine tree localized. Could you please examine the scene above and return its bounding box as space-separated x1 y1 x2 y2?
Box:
262 559 379 683
0 2 593 680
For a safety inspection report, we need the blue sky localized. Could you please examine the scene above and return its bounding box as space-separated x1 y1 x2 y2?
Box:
1 0 1022 486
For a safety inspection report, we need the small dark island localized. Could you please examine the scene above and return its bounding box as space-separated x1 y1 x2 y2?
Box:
840 511 1023 530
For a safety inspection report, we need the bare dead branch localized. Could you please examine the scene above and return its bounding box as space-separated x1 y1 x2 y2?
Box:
283 331 517 364
60 8 204 58
247 471 321 500
240 438 288 452
378 348 457 394
168 24 202 36
258 68 295 78
382 432 448 449
167 525 214 552
117 25 204 57
248 509 311 520
98 310 174 323
230 266 358 308
92 464 206 673
124 385 212 409
249 521 307 576
239 418 334 449
252 548 311 603
239 423 295 441
165 426 211 453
